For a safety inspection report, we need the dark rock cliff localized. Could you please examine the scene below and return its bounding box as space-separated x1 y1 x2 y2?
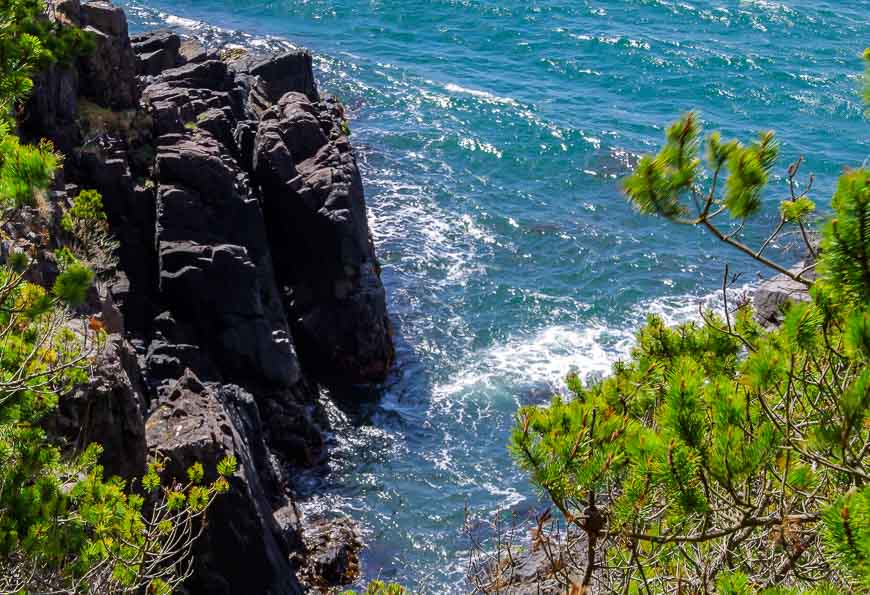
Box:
21 3 394 592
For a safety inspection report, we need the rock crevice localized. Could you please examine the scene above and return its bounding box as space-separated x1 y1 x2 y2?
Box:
22 4 393 592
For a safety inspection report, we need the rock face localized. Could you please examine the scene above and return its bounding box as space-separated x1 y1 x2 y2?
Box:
153 131 300 388
47 336 148 480
146 371 304 594
252 92 394 385
23 2 392 592
78 0 139 108
131 29 183 75
753 262 815 327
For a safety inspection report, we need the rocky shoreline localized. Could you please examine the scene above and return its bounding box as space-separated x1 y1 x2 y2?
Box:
15 0 393 592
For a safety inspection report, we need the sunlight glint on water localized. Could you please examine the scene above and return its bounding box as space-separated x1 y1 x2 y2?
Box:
123 1 870 589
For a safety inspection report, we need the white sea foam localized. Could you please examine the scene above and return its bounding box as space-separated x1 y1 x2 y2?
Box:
443 82 519 107
433 324 633 404
432 283 752 407
163 14 203 29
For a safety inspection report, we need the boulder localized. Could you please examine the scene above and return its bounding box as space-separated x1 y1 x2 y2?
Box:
299 518 362 588
753 262 815 327
234 51 320 109
131 29 184 75
78 0 139 109
47 336 148 480
146 371 304 595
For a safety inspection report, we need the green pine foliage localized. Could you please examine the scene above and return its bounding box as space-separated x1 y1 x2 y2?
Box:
60 188 119 278
0 132 58 209
505 53 870 593
0 0 94 111
0 1 229 592
818 169 870 304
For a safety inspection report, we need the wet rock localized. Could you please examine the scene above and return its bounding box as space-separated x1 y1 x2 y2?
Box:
469 524 586 595
300 517 362 589
260 396 325 467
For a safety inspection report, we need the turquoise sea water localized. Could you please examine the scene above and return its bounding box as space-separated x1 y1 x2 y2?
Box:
124 1 869 590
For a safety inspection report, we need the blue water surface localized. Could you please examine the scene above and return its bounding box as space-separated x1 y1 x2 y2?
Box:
123 1 870 591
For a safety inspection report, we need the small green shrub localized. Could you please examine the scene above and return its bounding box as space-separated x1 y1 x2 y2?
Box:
0 2 225 590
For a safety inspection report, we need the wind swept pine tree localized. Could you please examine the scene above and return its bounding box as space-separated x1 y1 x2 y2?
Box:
497 54 870 593
0 1 234 592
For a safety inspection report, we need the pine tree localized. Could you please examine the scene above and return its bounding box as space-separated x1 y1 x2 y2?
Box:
0 2 232 592
500 53 870 593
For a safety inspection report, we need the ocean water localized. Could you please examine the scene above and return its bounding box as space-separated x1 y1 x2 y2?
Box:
123 1 869 591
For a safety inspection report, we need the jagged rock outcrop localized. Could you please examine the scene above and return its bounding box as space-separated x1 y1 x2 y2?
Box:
232 52 320 115
78 0 139 109
47 335 148 480
21 1 389 591
251 92 393 385
153 131 300 388
146 371 305 595
21 0 82 153
23 2 387 591
131 29 183 75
